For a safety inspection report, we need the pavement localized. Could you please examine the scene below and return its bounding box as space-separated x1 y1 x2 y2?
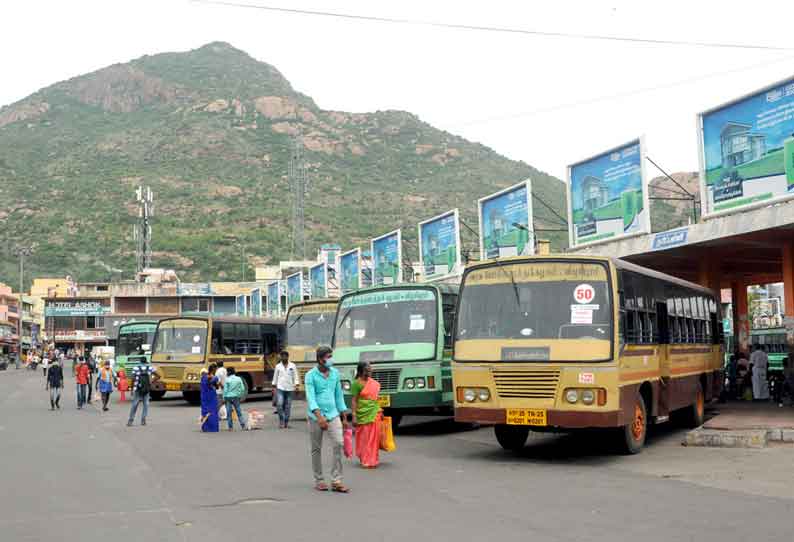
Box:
2 368 794 542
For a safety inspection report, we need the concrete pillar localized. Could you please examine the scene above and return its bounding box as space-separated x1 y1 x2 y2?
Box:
782 242 794 357
698 253 722 295
733 281 750 356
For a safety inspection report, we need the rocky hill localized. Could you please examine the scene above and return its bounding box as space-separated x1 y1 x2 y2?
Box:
0 42 691 287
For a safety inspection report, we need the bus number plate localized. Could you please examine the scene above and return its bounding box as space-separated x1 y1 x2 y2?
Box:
506 408 546 426
165 382 181 391
377 395 391 408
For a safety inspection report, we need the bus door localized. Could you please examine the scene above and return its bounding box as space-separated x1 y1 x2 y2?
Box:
656 300 672 418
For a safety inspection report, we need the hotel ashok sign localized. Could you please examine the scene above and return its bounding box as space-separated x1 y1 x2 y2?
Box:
45 300 110 317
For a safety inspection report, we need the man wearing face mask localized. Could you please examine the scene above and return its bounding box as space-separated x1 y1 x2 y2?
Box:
304 346 351 493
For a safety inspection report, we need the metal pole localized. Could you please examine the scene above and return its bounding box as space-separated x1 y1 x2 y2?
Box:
18 251 23 360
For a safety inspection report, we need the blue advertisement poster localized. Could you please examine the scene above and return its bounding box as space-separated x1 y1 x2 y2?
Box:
699 76 794 216
567 139 649 247
340 248 361 293
287 272 303 307
267 281 280 315
419 209 461 280
250 288 262 316
235 295 246 316
478 180 534 260
309 263 327 299
371 230 402 286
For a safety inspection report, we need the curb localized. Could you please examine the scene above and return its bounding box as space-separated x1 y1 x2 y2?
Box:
684 428 768 448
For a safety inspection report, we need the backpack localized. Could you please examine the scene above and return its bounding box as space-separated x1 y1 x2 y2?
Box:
137 369 151 394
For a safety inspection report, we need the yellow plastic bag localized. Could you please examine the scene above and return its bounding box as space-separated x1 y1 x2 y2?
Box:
379 415 396 452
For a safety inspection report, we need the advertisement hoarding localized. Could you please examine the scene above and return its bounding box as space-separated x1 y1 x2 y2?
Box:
45 300 110 317
235 295 246 316
371 230 402 286
267 281 280 315
418 209 462 280
478 180 534 260
309 262 328 299
250 288 262 316
698 75 794 217
567 138 650 247
286 272 303 307
340 248 361 294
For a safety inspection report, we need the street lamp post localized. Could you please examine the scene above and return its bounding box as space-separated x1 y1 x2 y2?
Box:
12 245 34 364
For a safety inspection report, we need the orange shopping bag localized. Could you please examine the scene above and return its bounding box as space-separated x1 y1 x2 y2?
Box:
379 416 396 452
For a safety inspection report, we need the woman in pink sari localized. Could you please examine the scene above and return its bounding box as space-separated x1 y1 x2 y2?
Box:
351 361 381 468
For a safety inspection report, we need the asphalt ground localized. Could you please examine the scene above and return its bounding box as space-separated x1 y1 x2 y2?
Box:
1 368 793 542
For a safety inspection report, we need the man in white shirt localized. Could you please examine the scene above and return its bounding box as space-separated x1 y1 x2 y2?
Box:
272 351 299 429
215 361 228 416
750 345 770 400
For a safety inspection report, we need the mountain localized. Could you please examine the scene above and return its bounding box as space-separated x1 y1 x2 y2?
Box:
0 42 690 287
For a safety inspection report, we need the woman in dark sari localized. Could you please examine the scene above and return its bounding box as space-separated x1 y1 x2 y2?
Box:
200 363 220 432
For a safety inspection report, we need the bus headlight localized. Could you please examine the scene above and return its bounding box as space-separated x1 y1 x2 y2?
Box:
404 379 415 389
477 388 490 402
581 390 595 405
341 380 351 391
463 389 476 402
565 389 579 404
416 377 426 389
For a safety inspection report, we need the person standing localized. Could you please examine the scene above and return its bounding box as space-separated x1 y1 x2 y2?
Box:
117 369 129 402
351 361 382 469
222 368 246 431
200 364 220 433
127 359 160 426
75 358 90 409
97 360 115 412
305 346 350 493
272 351 298 428
750 345 770 400
86 353 96 404
215 361 227 417
46 359 64 410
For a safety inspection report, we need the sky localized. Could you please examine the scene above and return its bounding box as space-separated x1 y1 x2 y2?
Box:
3 0 794 182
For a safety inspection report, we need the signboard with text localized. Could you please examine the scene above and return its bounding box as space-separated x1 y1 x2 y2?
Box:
371 230 402 286
309 262 328 299
45 300 110 317
287 272 303 307
478 180 534 260
419 209 462 280
267 281 281 315
340 248 361 294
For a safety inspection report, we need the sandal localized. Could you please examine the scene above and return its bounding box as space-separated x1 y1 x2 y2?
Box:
331 483 350 493
314 482 329 491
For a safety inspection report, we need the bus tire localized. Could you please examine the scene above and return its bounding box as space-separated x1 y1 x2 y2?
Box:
681 381 705 429
618 391 647 455
182 391 200 405
149 390 166 400
494 424 529 451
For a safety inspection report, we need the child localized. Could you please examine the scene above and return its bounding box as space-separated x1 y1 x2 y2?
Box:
117 369 128 402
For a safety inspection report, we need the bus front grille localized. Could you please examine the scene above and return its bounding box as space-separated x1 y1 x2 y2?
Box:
372 369 401 392
492 369 560 399
160 366 185 380
298 368 310 385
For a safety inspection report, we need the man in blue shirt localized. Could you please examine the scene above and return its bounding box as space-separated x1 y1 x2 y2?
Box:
305 346 350 493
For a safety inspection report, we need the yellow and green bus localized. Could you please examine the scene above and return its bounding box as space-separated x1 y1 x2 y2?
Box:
285 299 338 395
453 255 723 454
115 321 163 398
151 316 284 404
332 283 459 426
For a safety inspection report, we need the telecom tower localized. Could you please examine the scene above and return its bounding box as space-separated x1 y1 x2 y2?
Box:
288 137 308 260
133 186 154 274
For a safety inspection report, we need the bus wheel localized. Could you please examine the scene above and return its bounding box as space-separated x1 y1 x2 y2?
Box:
149 390 166 400
494 424 529 451
618 393 647 454
682 382 705 429
182 391 200 406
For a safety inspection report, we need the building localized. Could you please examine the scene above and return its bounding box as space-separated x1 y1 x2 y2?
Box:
30 277 77 299
19 294 44 355
44 285 111 355
720 122 766 168
0 283 20 357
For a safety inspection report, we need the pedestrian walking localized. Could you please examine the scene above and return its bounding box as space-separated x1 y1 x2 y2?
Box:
86 353 97 404
46 360 64 410
41 353 49 379
272 350 298 428
117 369 129 402
126 359 160 426
200 364 220 433
97 360 115 412
750 345 770 400
223 368 246 431
75 358 90 409
305 346 350 493
351 361 382 469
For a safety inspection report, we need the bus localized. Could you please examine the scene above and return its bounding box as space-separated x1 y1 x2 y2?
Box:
151 316 285 404
285 299 338 393
332 283 459 426
723 327 787 372
116 321 162 398
452 255 723 454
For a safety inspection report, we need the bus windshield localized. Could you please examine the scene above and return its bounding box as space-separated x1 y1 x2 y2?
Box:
334 289 437 358
154 319 208 357
287 310 334 347
456 261 613 362
117 324 156 356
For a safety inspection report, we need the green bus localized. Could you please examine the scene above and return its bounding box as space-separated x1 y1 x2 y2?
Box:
723 326 787 372
116 321 164 399
331 283 459 427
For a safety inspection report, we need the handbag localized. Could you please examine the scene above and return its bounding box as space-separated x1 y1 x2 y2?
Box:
379 416 396 452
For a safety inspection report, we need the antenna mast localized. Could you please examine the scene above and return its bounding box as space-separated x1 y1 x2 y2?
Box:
288 137 308 260
133 186 154 274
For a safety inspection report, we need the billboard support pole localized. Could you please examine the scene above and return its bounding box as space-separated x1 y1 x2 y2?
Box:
645 156 697 223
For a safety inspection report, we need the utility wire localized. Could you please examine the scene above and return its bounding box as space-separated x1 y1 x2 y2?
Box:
191 0 794 52
532 194 568 226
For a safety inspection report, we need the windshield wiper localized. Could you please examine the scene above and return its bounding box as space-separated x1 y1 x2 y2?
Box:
337 307 352 329
493 258 521 307
288 313 303 328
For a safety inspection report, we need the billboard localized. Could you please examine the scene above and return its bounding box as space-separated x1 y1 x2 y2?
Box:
340 248 361 294
267 281 280 315
286 272 303 307
478 180 534 260
567 138 650 247
698 76 794 217
250 288 262 316
235 295 246 316
309 262 328 299
418 209 462 280
371 229 402 286
45 300 110 317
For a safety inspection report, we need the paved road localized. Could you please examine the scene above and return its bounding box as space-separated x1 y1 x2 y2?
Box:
1 369 793 542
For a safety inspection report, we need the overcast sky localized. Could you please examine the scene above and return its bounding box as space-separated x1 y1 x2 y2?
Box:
4 0 794 181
